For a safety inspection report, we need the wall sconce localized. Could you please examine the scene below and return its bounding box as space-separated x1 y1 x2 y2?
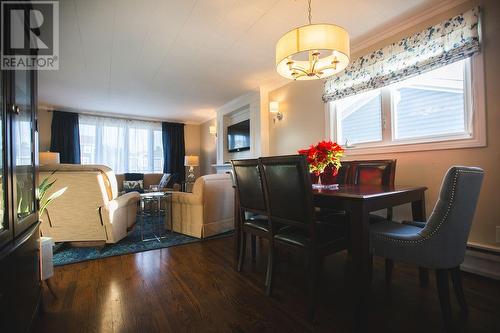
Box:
269 101 283 123
209 125 217 137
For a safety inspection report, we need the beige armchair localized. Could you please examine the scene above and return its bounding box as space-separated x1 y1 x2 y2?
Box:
172 174 234 238
39 164 140 244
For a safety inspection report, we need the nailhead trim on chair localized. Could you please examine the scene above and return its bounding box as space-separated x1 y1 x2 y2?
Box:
373 169 483 246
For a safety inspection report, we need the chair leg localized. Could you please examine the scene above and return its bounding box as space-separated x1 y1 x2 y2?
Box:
419 267 430 287
237 232 246 272
307 254 322 322
265 242 274 294
267 245 278 296
450 267 469 317
251 235 257 262
385 258 394 284
435 269 453 332
387 207 393 221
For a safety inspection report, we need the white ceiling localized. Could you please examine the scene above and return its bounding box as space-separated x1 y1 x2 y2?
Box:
39 0 447 124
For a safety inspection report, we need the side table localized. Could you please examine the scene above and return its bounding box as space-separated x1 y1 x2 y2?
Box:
181 181 195 193
138 192 173 242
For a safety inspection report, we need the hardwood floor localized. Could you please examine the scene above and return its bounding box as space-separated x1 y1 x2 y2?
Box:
35 236 500 333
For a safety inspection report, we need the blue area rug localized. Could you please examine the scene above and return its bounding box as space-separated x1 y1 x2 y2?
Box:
53 216 200 266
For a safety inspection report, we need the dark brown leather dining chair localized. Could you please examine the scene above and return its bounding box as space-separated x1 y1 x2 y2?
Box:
351 159 397 221
319 160 396 226
351 159 396 187
259 155 348 321
314 161 352 185
231 159 273 293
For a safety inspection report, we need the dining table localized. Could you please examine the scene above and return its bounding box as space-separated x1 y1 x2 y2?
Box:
233 183 427 325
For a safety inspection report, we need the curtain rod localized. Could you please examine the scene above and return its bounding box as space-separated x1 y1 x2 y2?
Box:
43 108 186 125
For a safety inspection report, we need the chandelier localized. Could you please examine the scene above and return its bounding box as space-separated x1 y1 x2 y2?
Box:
275 0 350 80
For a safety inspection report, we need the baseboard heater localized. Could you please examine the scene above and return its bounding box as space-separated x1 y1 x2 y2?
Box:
461 243 500 280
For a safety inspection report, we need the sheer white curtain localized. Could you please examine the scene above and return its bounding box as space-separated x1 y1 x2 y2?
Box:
79 115 163 173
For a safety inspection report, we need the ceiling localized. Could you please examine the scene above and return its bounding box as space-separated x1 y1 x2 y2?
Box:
39 0 448 123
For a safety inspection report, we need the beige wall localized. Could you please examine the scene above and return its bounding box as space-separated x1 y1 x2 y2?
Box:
268 0 500 250
184 123 201 178
38 108 52 152
200 118 217 175
37 108 202 178
269 80 325 155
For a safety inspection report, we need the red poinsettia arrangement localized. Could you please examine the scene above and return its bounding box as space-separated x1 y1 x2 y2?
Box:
298 140 344 176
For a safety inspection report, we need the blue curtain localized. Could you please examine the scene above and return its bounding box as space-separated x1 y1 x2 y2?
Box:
50 111 81 164
162 122 185 183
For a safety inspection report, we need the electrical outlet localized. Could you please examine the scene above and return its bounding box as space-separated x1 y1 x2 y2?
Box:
496 226 500 243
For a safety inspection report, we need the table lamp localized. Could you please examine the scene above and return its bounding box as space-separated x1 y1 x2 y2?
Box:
184 155 199 182
39 152 60 165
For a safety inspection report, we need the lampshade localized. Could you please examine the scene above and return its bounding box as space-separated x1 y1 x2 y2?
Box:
276 23 350 80
269 101 280 113
184 155 199 167
39 152 60 165
209 125 217 135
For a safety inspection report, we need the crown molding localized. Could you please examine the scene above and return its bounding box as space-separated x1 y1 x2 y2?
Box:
38 103 201 125
351 0 471 55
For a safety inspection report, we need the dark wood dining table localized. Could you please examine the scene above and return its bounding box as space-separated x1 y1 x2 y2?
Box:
233 184 427 324
313 185 427 316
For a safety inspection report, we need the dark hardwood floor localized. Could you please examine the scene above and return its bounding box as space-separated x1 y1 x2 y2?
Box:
35 236 500 333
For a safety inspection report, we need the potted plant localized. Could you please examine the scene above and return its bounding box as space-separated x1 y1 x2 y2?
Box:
37 171 67 229
298 140 344 186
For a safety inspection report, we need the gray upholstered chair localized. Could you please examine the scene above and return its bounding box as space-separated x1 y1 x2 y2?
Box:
370 166 484 332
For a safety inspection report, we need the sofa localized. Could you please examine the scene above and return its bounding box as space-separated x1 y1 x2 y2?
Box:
115 173 181 193
171 174 234 238
39 164 140 244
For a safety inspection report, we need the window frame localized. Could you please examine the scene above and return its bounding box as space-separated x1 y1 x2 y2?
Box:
326 55 486 155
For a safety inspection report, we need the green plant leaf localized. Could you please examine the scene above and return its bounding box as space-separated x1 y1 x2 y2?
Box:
40 187 67 215
38 179 57 201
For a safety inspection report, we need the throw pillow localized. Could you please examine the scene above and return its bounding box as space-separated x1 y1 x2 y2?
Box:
123 180 144 193
158 173 172 189
124 173 144 181
166 173 180 188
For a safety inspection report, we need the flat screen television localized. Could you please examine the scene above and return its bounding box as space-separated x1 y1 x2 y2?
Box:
227 119 250 153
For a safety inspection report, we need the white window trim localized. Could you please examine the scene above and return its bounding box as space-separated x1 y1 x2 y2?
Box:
325 54 486 156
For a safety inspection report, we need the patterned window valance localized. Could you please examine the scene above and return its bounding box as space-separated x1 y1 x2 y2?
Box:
323 7 480 102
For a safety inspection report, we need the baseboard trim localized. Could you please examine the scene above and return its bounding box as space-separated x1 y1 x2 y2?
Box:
461 246 500 280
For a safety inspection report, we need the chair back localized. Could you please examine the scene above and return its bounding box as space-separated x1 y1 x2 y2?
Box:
319 161 352 185
231 159 267 215
351 159 396 186
259 155 316 232
422 166 484 267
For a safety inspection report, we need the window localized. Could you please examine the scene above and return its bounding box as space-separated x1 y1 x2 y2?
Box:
329 58 484 153
336 90 382 145
153 130 163 172
79 115 163 173
80 124 96 164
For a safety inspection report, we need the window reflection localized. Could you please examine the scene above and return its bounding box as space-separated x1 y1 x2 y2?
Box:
14 71 35 220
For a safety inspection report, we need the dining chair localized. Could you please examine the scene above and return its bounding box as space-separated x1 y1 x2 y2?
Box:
231 159 273 293
315 161 352 185
351 159 396 221
319 160 396 229
259 155 348 321
369 166 484 332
